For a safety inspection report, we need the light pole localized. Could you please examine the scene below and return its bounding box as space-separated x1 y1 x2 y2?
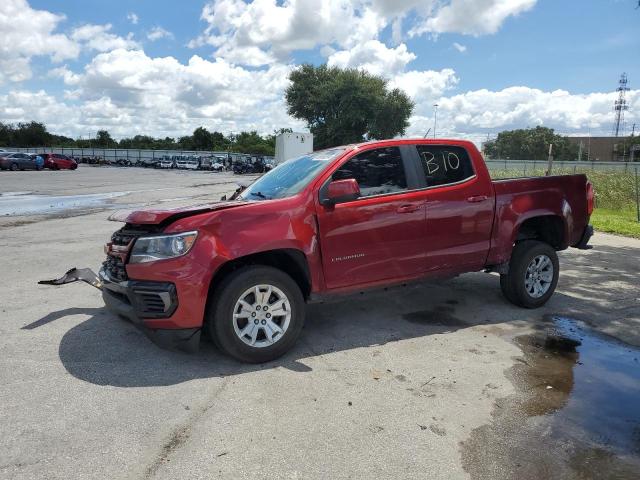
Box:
433 104 439 138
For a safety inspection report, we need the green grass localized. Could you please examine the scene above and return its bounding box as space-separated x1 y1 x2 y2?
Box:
590 209 640 239
490 167 640 238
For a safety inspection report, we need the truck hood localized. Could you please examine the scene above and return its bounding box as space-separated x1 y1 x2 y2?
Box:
108 200 250 225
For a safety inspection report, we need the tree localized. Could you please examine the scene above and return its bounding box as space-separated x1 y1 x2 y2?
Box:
191 127 213 150
285 64 414 149
483 126 579 161
94 130 116 148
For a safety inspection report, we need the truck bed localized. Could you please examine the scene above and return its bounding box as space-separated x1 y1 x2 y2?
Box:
487 174 590 265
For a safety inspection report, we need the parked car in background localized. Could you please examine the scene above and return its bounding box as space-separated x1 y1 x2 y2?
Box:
157 156 175 169
175 156 200 170
211 162 225 172
40 153 78 170
0 152 40 171
233 159 268 174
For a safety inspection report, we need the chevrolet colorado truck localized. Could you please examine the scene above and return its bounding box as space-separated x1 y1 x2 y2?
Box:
42 139 594 363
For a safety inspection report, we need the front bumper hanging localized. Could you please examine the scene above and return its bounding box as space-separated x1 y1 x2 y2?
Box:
39 267 200 353
38 267 103 289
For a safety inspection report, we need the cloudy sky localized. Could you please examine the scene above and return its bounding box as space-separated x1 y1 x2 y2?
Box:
0 0 638 144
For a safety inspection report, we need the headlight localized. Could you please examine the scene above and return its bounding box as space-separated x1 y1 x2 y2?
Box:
130 231 198 264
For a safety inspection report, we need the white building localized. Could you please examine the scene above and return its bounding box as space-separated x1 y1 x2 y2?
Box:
275 132 313 164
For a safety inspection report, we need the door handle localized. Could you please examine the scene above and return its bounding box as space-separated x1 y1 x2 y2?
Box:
467 195 488 203
397 204 421 213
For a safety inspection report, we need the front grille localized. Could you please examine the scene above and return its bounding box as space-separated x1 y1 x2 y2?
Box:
103 255 128 282
103 224 161 281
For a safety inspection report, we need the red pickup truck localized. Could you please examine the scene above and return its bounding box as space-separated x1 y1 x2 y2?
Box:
42 139 594 363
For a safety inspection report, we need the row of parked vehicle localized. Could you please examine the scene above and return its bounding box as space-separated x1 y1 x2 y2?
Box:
0 150 78 171
78 154 274 174
0 149 275 174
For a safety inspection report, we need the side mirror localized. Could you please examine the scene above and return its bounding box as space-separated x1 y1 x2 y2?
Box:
322 178 360 206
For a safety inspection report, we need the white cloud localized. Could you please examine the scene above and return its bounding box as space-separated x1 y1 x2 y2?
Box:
403 86 640 139
14 49 306 138
412 0 537 36
71 24 139 52
452 42 467 53
327 41 416 76
0 0 79 83
147 26 174 42
191 0 388 66
191 0 539 67
48 66 81 86
127 12 139 25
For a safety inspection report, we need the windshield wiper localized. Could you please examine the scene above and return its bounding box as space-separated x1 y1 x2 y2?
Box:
249 191 270 200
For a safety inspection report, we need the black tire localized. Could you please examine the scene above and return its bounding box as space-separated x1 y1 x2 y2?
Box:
206 266 305 363
499 240 559 309
10 163 18 171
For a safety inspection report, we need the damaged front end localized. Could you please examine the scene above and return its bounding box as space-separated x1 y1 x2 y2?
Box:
38 220 201 353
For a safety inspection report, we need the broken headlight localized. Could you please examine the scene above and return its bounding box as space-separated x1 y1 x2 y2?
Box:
130 231 198 264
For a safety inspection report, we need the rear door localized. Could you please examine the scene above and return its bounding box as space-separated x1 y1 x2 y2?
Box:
316 146 428 289
413 144 495 272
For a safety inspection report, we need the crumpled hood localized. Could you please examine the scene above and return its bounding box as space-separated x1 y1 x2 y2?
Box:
108 201 250 225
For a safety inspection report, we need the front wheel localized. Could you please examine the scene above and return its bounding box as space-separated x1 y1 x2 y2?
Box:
206 266 305 363
500 240 559 309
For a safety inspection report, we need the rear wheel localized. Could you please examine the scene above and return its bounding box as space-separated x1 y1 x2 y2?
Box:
10 163 18 171
206 266 305 363
500 240 559 308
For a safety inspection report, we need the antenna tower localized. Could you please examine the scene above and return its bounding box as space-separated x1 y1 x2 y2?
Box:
613 73 629 137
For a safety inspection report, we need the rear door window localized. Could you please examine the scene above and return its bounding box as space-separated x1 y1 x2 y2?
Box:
416 145 475 188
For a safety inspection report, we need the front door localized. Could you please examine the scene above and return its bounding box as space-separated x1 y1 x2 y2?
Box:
316 146 427 290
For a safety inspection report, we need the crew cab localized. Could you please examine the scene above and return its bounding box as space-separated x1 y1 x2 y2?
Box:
43 139 594 363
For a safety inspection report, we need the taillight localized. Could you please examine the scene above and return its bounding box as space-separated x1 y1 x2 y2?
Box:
586 182 594 215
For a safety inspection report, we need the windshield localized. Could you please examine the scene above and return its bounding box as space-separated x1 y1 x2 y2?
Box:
239 148 345 201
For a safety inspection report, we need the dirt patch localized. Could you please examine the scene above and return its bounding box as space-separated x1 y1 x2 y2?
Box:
460 316 640 479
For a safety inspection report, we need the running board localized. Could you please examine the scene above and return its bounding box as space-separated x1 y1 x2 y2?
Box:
38 267 102 290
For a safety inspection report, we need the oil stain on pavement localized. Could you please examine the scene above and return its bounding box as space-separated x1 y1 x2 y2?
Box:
461 315 640 479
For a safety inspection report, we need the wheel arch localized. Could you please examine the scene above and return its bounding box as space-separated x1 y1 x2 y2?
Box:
514 214 566 250
207 248 312 304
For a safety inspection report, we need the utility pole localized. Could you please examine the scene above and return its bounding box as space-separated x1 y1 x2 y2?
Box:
433 104 439 138
545 143 554 176
577 141 583 162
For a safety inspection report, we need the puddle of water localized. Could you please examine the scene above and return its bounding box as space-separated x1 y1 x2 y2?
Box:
461 316 640 479
539 317 640 457
0 192 128 216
